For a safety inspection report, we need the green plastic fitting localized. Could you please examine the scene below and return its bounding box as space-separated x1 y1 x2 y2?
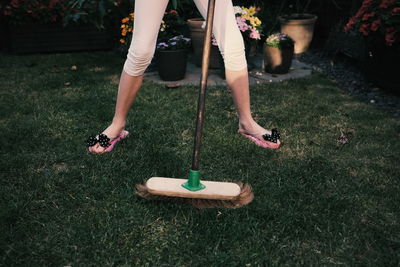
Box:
182 169 206 191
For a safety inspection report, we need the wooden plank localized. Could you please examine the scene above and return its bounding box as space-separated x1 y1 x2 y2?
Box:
146 177 241 200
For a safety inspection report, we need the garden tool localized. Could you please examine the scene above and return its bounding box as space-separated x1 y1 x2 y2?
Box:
136 0 254 208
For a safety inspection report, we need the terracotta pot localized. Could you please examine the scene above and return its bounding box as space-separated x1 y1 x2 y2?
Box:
157 49 188 81
187 18 223 69
263 43 294 74
279 14 317 54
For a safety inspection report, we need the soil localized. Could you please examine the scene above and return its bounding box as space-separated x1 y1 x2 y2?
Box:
297 49 400 117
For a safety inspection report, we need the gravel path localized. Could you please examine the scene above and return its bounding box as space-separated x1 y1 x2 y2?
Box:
297 50 400 117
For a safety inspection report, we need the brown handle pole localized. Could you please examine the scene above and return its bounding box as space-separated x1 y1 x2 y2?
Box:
191 0 216 171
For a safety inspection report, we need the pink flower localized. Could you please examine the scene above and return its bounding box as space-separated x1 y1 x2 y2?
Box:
392 7 400 14
370 19 381 31
362 12 375 21
236 17 249 32
212 36 218 46
356 0 374 17
379 0 394 9
385 27 396 45
49 0 59 9
359 23 370 35
344 19 356 32
345 0 399 46
362 0 374 8
249 28 260 40
10 0 19 8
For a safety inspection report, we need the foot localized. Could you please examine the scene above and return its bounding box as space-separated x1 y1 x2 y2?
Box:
88 123 127 154
238 121 281 149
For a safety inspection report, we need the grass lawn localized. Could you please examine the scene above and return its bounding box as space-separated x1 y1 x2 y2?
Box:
1 51 399 266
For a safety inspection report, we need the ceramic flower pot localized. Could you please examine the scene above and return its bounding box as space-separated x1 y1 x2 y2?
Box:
263 43 294 74
279 14 317 54
187 18 223 69
157 49 188 81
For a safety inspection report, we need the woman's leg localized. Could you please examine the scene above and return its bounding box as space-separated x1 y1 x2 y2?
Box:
90 0 169 153
193 0 279 143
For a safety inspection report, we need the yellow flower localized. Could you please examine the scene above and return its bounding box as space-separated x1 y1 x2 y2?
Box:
129 12 134 18
160 20 166 32
128 28 133 32
121 24 126 29
247 6 256 16
120 39 125 44
241 14 251 21
121 17 129 23
242 7 255 16
121 29 127 36
250 17 261 27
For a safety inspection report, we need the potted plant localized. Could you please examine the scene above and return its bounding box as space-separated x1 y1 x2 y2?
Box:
278 0 318 54
263 32 294 74
187 5 263 69
118 9 189 72
187 17 222 69
156 35 191 81
155 10 191 81
233 6 263 57
343 0 400 93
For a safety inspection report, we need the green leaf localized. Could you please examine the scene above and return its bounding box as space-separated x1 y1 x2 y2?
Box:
172 0 178 9
76 0 86 9
98 0 107 17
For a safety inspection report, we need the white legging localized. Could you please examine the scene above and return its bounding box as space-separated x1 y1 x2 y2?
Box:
123 0 247 76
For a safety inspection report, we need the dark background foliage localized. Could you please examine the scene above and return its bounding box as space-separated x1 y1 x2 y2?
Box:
0 0 382 62
166 0 365 48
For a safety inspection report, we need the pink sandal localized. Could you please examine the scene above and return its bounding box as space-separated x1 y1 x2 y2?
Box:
238 128 281 149
86 130 129 154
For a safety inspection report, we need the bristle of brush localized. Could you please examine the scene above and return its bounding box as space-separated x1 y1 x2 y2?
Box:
135 181 254 209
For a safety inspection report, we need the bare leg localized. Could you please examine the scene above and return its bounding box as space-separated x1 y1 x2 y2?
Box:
90 71 143 153
225 68 280 145
192 0 279 146
89 0 168 154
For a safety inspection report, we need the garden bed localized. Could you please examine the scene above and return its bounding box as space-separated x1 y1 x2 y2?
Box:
5 23 114 54
298 49 400 116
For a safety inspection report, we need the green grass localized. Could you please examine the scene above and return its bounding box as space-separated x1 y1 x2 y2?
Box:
1 51 399 266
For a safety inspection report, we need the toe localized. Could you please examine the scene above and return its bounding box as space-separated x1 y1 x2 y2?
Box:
273 139 281 148
91 144 105 154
